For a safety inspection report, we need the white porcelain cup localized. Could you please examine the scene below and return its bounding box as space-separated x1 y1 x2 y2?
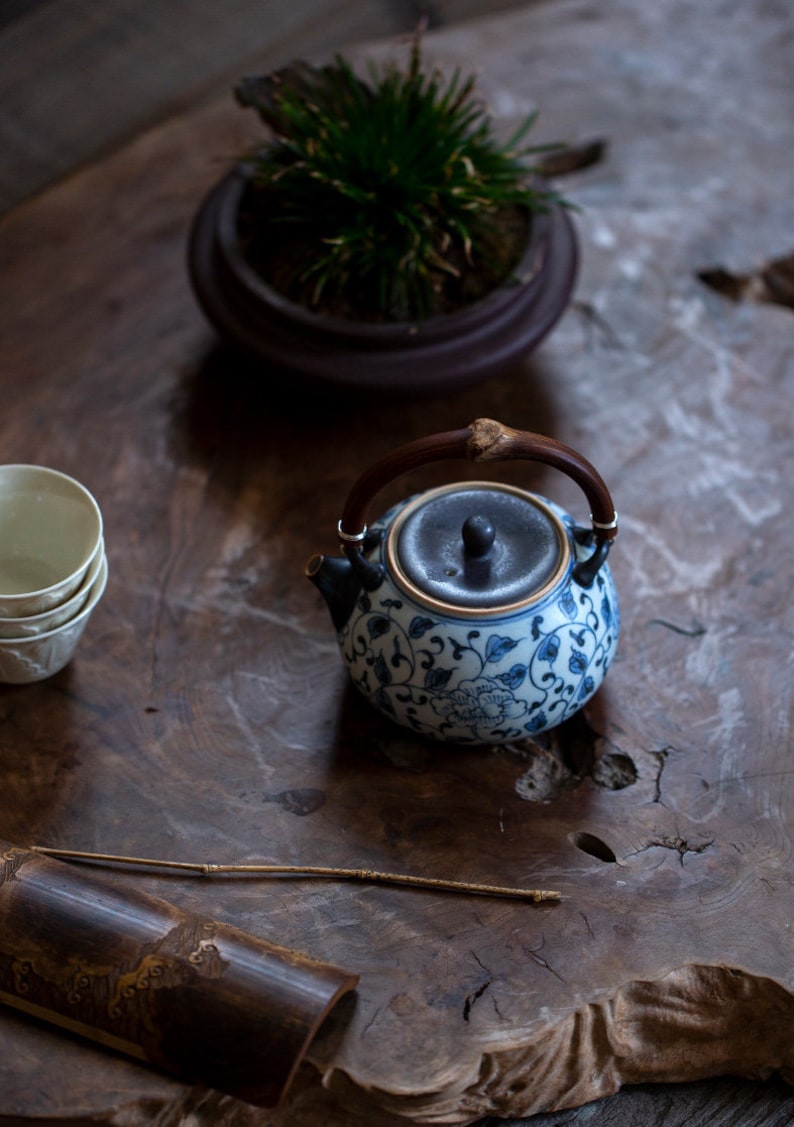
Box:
0 465 103 618
0 554 108 683
0 541 105 639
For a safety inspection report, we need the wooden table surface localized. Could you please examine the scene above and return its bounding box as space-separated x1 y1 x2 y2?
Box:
0 1 792 1124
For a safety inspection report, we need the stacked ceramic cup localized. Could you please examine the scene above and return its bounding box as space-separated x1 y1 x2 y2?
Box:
0 465 107 683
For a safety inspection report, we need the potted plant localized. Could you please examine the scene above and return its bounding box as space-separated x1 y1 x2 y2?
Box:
187 40 579 395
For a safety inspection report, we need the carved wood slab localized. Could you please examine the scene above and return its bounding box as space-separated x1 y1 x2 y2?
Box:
0 0 791 1123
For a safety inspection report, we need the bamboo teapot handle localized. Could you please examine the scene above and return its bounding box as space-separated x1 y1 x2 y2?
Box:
338 418 618 588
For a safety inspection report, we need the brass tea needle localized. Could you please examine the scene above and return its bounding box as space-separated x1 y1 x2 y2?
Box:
31 846 560 903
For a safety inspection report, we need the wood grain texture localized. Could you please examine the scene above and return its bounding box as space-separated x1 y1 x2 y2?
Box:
0 0 791 1124
486 1076 794 1127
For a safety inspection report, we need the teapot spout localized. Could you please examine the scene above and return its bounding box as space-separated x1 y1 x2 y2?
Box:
305 553 362 632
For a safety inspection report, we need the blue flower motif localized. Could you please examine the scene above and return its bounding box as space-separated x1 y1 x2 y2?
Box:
485 635 519 663
430 678 528 729
373 686 395 715
525 711 548 733
496 663 527 691
538 634 560 663
569 649 588 676
373 654 391 685
424 666 454 691
578 675 595 700
558 589 577 620
409 616 437 638
367 615 391 639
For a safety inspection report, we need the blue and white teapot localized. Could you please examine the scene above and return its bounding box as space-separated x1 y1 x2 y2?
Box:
306 419 619 745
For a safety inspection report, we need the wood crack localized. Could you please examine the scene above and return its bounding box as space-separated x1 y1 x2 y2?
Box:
633 835 715 866
463 978 492 1022
524 937 566 984
650 747 674 805
647 618 707 637
463 951 494 1022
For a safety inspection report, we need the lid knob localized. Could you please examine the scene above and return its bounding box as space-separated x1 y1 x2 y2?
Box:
461 515 495 558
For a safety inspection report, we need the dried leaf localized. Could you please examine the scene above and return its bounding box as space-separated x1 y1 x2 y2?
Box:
698 252 794 311
536 138 607 177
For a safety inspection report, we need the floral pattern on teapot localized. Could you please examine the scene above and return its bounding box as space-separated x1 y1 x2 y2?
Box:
338 498 619 744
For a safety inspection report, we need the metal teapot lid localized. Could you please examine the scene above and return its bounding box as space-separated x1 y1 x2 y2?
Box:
387 482 570 615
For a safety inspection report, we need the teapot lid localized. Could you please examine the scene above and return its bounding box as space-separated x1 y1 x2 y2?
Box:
386 482 570 616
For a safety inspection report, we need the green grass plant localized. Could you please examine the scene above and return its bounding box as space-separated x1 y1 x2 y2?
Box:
236 41 565 321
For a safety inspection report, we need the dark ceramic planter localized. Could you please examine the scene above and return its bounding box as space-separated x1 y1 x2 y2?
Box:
187 167 578 395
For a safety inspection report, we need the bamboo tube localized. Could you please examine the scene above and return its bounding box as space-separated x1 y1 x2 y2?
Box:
0 842 357 1108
